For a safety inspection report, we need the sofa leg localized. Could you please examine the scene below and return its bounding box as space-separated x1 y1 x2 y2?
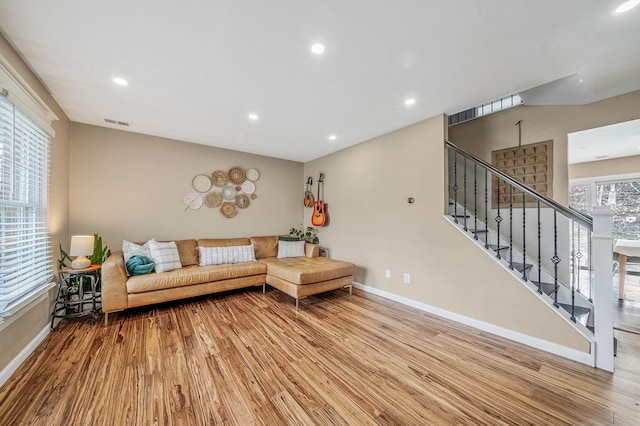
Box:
104 312 108 327
263 283 265 294
295 298 299 311
348 285 352 295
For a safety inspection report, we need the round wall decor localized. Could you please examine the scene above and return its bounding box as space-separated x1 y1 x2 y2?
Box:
228 166 246 184
192 174 212 193
211 170 229 187
246 168 259 182
220 202 237 218
183 192 203 210
204 191 223 208
235 194 250 208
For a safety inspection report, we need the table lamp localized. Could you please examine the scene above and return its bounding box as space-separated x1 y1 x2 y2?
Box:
70 235 94 269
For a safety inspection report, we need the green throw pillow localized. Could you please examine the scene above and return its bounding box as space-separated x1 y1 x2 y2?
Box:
279 236 302 242
126 255 155 276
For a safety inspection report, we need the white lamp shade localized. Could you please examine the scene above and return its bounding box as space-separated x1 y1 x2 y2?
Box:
70 235 94 256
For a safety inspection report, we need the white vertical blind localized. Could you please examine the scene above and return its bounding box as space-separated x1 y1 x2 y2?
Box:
0 94 52 316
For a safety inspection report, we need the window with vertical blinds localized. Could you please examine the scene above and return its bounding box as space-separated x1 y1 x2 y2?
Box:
0 93 53 317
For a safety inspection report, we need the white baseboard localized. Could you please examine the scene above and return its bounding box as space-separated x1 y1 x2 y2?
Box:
352 282 595 367
0 324 50 388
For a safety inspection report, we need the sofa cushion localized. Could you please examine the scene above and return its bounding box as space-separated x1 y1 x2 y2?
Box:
198 244 256 266
126 262 267 294
148 239 182 273
175 239 199 267
250 236 278 259
198 238 251 247
277 240 305 258
259 257 356 285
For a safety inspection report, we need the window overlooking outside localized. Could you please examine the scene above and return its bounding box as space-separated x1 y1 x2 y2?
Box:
0 93 52 317
570 178 640 240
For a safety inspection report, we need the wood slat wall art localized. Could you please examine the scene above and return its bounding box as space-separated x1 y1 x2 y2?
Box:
0 288 639 424
492 140 553 208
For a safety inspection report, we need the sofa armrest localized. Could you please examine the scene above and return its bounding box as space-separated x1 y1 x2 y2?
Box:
305 243 319 258
101 251 129 313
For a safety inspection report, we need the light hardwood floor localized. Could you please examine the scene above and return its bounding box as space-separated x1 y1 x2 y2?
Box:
1 288 639 425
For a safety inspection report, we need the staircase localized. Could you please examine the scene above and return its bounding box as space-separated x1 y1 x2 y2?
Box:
445 140 615 370
448 199 594 329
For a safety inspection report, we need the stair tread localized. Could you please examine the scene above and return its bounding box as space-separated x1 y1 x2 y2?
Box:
488 244 509 252
532 281 557 296
468 229 488 233
558 303 590 327
511 262 533 273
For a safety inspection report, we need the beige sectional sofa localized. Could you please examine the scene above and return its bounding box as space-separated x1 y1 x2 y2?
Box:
101 235 356 324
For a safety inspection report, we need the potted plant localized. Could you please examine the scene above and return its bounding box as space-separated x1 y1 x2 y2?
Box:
289 225 319 244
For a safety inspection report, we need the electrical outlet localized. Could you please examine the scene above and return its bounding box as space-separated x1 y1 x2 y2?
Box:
385 269 391 278
404 273 410 284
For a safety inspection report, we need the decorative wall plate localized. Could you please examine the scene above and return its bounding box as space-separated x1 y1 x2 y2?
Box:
211 170 229 187
250 193 257 200
241 180 255 194
228 166 246 184
222 185 236 200
192 174 212 193
221 202 237 218
204 191 223 208
246 168 259 182
183 192 203 210
235 194 250 208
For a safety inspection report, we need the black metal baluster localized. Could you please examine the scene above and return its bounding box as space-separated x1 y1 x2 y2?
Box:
453 152 458 223
473 161 478 240
522 189 527 281
552 210 560 308
484 167 489 249
509 184 514 270
495 177 502 259
537 200 542 294
463 156 468 231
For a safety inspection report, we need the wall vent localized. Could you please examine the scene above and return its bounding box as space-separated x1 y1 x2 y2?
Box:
104 118 130 126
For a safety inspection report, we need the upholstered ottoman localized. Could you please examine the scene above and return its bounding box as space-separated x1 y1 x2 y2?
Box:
259 257 356 309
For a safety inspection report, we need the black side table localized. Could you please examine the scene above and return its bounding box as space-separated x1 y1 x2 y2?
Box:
50 264 102 330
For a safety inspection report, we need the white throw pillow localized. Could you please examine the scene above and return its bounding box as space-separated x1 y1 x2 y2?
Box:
148 239 182 273
122 240 152 276
198 244 256 266
277 240 305 258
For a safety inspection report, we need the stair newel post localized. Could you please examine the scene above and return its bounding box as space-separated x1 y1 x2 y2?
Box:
453 151 458 223
570 223 577 322
552 210 560 308
522 189 527 280
537 200 542 294
576 223 582 295
509 184 514 270
463 156 468 231
484 167 489 249
495 177 502 260
591 205 614 372
473 161 478 240
588 231 593 303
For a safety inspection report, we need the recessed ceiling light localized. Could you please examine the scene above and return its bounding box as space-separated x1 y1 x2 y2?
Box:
328 134 337 141
615 0 640 13
248 113 259 121
311 43 325 54
113 77 128 86
404 98 416 106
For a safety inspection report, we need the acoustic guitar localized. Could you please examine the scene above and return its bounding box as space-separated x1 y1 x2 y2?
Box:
303 177 314 208
312 173 329 227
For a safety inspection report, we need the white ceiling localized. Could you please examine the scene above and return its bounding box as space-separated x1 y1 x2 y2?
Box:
568 118 640 164
1 1 640 162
